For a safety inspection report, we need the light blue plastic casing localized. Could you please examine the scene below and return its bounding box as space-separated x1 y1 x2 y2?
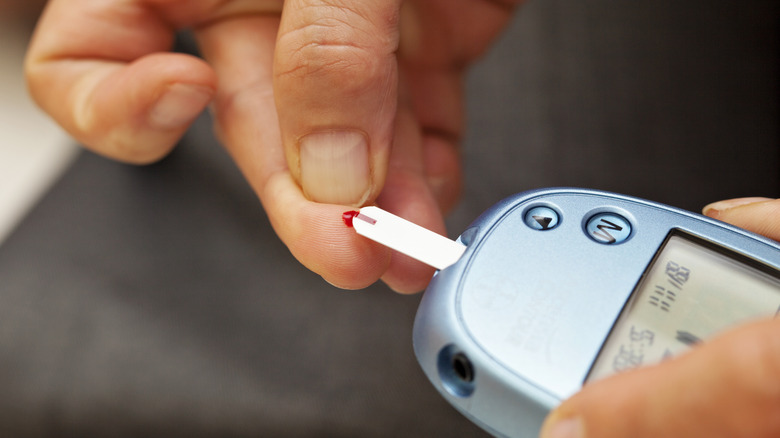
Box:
413 188 780 438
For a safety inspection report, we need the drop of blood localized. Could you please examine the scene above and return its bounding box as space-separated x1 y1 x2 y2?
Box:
342 210 359 227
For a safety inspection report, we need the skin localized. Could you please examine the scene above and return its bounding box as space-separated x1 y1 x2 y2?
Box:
24 0 521 293
24 2 780 436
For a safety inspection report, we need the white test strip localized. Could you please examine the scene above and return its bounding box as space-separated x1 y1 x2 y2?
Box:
352 206 466 270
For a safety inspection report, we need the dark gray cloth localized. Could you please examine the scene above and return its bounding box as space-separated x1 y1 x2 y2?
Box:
0 1 776 436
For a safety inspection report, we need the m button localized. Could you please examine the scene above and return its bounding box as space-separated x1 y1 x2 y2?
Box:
586 213 632 244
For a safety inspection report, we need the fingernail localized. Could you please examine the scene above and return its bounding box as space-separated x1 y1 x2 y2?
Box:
299 130 371 205
541 417 585 438
702 197 772 218
149 83 213 129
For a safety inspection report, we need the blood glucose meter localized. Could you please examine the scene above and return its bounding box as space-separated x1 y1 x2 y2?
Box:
412 188 780 437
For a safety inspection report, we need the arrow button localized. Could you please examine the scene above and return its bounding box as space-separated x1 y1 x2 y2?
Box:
524 206 560 231
533 215 553 229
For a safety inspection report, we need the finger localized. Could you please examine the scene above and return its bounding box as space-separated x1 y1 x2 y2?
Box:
273 0 403 206
27 54 216 164
400 66 464 214
540 318 780 438
196 15 392 289
399 0 522 69
703 197 780 241
24 0 218 164
397 0 522 213
376 108 448 293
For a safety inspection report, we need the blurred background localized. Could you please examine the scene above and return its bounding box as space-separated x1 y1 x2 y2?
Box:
0 0 76 245
0 1 777 437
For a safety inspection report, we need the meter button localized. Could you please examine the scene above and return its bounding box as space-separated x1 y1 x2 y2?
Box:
524 206 560 231
586 213 632 244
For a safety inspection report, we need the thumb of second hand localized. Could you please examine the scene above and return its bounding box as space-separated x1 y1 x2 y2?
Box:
703 197 780 241
539 318 780 438
273 0 402 206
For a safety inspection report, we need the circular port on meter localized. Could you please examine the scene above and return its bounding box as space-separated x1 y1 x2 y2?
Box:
451 353 475 383
437 345 475 397
585 212 632 244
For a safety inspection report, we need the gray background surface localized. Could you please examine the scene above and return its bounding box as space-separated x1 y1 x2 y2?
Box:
1 1 777 436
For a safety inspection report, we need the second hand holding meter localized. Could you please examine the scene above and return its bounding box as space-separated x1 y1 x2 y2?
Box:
349 188 780 438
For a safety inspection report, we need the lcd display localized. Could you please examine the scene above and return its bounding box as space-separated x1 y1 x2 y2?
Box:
588 232 780 382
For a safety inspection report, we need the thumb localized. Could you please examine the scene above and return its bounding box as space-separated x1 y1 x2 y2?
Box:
539 318 780 438
703 197 780 241
273 0 401 206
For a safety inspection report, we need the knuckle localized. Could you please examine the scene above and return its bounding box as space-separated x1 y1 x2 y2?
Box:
276 4 397 87
283 42 377 81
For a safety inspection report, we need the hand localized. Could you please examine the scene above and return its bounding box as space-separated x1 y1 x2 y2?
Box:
25 0 520 293
539 197 780 438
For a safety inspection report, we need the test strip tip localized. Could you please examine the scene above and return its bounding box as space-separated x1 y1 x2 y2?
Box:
348 206 466 270
342 210 359 227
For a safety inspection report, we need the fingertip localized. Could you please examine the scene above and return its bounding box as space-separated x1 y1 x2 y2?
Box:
297 207 393 290
31 52 217 164
702 197 773 218
97 53 217 163
701 197 780 241
262 174 392 290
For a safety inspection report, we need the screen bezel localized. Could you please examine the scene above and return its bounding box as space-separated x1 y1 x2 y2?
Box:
584 228 780 382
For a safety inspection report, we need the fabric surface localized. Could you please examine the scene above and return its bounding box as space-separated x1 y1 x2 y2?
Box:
0 1 777 436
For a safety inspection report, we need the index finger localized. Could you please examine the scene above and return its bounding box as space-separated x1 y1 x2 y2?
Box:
25 0 218 163
195 14 393 289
